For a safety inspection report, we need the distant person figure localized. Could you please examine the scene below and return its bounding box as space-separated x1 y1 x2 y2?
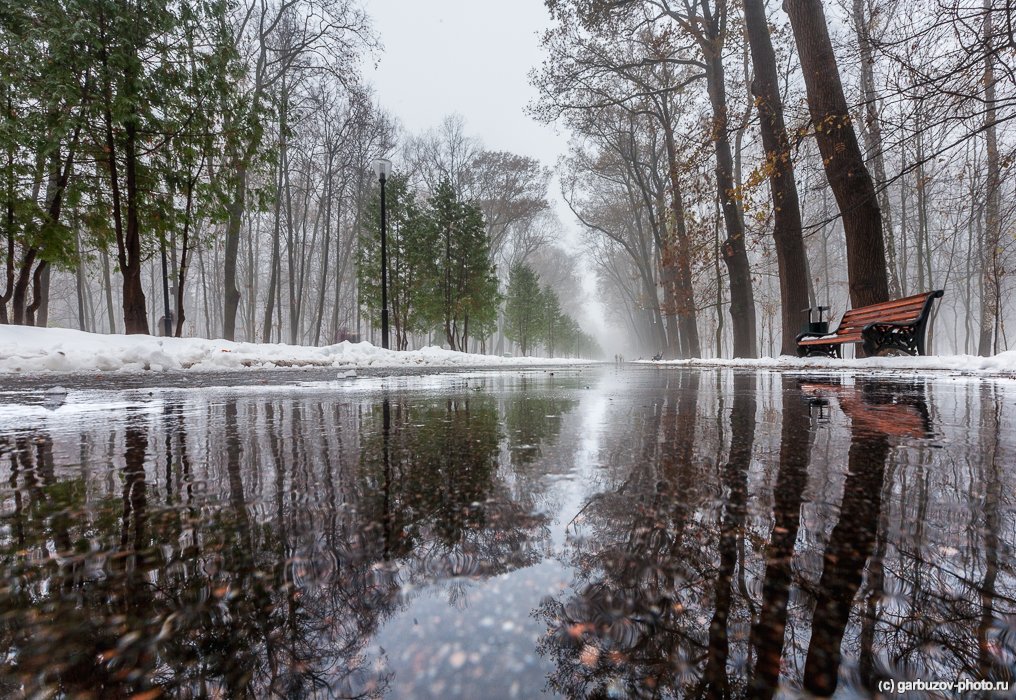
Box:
652 351 663 361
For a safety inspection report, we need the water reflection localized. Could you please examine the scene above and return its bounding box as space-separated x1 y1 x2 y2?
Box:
0 370 1013 698
0 378 573 697
536 372 1015 699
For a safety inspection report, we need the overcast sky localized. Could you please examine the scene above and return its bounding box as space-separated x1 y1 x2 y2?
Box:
363 0 567 163
362 0 608 335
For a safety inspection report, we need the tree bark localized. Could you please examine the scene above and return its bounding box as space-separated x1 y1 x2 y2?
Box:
100 30 147 335
74 226 89 331
852 0 901 298
978 0 1001 356
784 0 890 310
222 164 246 341
701 0 757 357
262 142 284 343
24 260 43 325
175 181 196 337
27 261 49 326
313 152 335 346
120 118 149 334
744 0 810 355
11 248 36 325
661 119 701 358
1 94 13 324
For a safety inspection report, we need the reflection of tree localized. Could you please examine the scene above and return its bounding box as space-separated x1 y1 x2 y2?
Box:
2 373 1013 697
503 377 578 471
0 416 161 696
0 383 560 697
700 373 756 699
802 381 892 696
536 373 1014 700
537 371 715 698
749 377 812 699
358 394 550 581
974 384 1013 686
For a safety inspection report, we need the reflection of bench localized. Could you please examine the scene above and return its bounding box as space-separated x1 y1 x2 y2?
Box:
801 380 932 439
796 290 944 358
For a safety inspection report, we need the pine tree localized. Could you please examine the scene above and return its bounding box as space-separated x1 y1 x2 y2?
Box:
426 180 499 351
541 285 565 357
504 263 544 356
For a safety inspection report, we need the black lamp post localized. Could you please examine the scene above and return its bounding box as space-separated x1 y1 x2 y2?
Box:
160 237 172 337
373 158 392 350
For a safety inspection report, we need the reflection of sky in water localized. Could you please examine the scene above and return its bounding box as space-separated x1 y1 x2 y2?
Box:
0 369 1013 698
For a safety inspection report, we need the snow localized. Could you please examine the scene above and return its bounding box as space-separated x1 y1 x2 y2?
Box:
2 326 1014 376
634 353 1016 377
0 326 592 374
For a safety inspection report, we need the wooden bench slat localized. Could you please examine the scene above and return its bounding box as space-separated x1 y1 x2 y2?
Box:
840 303 927 322
839 312 921 328
843 301 927 319
843 291 939 311
842 312 920 326
799 333 862 345
841 307 926 323
843 303 926 319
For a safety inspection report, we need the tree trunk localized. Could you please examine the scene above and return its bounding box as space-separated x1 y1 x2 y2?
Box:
662 119 701 358
784 0 890 310
222 164 246 341
853 0 901 298
1 103 13 324
11 249 36 325
75 226 90 331
701 1 757 357
745 0 810 355
262 149 283 343
313 153 335 346
99 248 116 333
979 0 1001 356
121 119 149 334
28 262 50 327
175 182 196 337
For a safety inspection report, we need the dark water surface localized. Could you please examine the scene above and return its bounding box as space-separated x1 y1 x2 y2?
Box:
0 368 1013 698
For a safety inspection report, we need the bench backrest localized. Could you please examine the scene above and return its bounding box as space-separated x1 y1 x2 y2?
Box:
834 290 943 336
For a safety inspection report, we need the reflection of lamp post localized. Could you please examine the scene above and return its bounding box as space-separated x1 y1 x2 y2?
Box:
373 158 392 350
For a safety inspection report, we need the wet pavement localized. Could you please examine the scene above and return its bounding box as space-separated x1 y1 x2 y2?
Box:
0 367 1013 698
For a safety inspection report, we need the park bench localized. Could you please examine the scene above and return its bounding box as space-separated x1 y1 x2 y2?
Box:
796 290 944 358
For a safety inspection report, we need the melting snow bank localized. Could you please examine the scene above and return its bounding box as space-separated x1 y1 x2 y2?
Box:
634 352 1016 377
0 326 594 374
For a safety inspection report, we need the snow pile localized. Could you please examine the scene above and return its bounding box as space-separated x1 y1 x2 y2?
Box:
0 326 592 374
637 352 1016 376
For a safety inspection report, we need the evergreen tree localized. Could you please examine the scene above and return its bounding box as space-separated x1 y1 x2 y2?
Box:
541 284 565 357
1 0 91 325
504 263 544 356
0 0 237 333
426 179 499 351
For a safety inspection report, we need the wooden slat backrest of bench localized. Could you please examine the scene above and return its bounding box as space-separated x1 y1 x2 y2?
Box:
833 292 936 336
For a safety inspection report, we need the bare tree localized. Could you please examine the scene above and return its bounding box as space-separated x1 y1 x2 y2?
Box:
744 0 810 354
784 0 890 310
